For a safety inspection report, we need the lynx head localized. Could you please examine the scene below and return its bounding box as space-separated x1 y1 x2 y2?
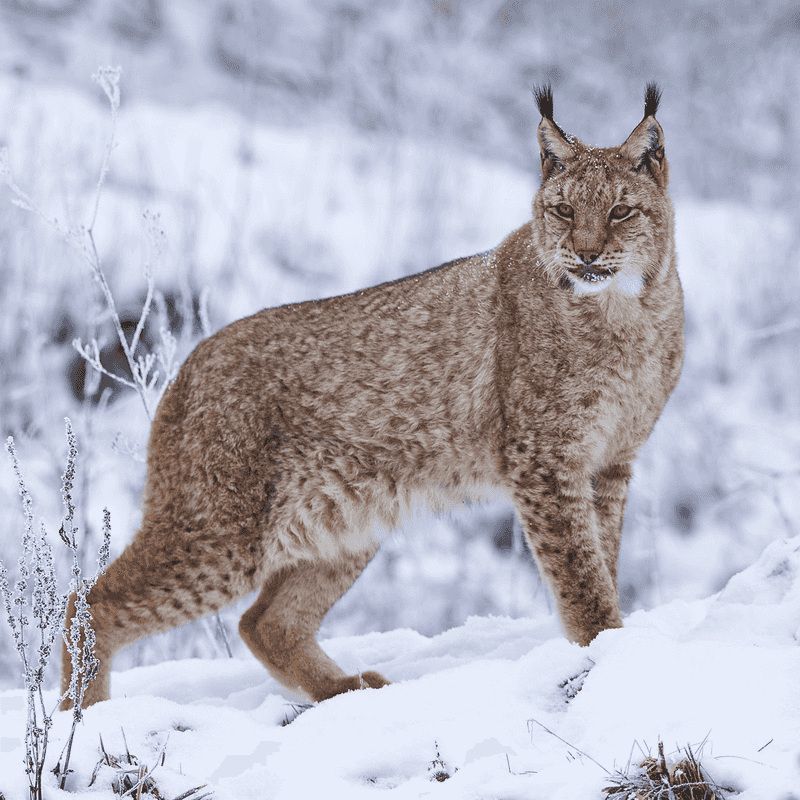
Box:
531 83 674 297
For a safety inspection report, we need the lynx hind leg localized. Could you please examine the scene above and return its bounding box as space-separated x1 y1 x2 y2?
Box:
60 524 260 711
60 550 151 711
239 550 390 702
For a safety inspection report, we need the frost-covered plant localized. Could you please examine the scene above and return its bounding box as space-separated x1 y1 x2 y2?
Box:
0 66 180 422
55 418 112 789
0 419 111 798
68 67 179 420
2 65 227 680
0 440 63 799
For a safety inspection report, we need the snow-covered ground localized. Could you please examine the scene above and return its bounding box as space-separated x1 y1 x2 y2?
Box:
1 535 799 799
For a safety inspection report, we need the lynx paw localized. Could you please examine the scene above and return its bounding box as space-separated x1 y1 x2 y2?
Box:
314 670 390 701
357 670 391 690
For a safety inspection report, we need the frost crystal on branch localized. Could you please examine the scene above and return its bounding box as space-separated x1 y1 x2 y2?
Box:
92 66 122 112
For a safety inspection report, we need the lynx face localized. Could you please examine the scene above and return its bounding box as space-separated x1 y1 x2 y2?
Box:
531 85 673 298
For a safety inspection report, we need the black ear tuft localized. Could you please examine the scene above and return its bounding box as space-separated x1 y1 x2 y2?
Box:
533 83 554 121
644 82 661 118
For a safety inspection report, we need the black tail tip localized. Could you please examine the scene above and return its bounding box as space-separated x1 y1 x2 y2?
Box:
533 83 554 121
644 82 661 118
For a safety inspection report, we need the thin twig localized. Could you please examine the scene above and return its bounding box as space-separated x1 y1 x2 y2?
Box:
527 717 610 774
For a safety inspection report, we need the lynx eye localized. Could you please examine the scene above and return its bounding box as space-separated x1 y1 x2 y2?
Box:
553 203 574 219
610 204 632 220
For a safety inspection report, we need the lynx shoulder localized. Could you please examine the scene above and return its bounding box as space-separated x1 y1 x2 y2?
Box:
62 84 684 709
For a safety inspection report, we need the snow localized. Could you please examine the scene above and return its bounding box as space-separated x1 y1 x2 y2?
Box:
1 536 799 798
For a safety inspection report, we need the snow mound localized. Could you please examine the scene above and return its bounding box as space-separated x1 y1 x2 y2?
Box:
1 538 799 798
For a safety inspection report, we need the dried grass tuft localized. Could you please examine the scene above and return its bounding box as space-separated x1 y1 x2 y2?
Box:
89 730 212 800
603 741 733 799
281 702 313 726
428 741 455 783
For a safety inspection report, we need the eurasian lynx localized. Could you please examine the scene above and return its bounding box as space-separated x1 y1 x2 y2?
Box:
62 83 683 709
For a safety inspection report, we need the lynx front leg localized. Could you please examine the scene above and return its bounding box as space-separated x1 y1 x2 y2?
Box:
514 465 622 645
239 550 390 702
591 463 633 592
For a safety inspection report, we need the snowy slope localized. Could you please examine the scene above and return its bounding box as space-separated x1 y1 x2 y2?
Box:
1 535 799 799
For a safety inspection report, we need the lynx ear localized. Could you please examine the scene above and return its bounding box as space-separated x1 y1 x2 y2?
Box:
534 84 575 181
619 82 668 188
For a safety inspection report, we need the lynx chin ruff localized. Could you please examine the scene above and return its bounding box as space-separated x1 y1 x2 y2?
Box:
62 83 683 709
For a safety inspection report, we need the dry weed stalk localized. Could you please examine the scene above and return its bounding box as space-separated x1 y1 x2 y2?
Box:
603 741 732 799
0 419 111 798
55 420 112 788
89 730 212 800
428 742 455 783
0 66 179 423
280 701 313 726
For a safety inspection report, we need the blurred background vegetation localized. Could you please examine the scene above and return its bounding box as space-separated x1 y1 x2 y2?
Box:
2 0 798 202
0 0 798 688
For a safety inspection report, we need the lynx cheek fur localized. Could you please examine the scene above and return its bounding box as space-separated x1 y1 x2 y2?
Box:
61 84 683 709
